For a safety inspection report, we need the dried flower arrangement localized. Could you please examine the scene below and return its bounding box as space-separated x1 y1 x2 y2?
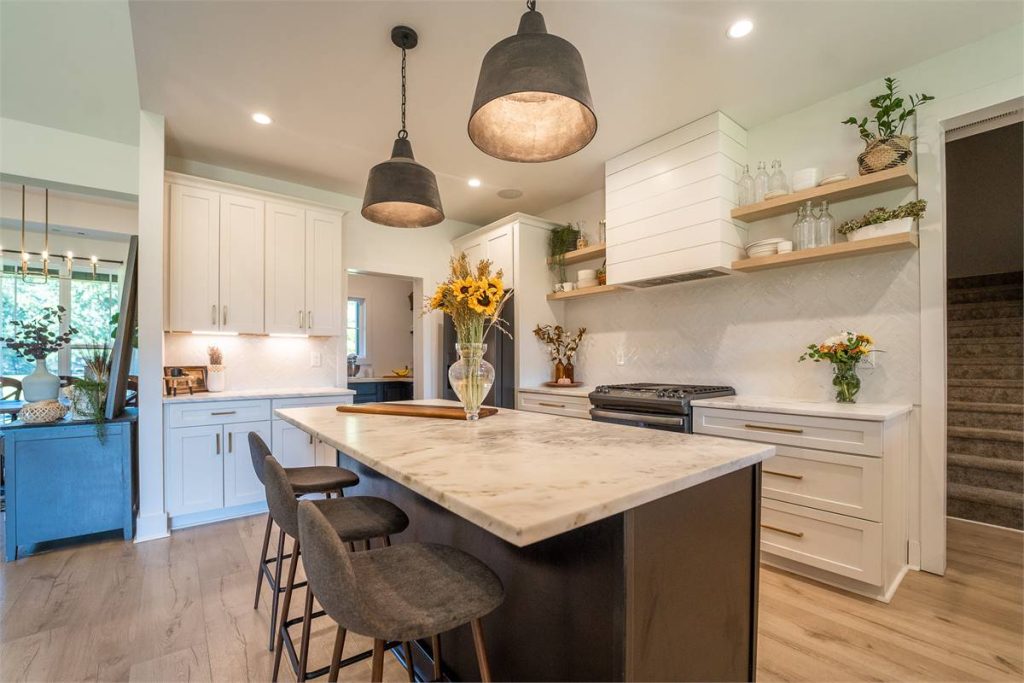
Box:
208 345 224 366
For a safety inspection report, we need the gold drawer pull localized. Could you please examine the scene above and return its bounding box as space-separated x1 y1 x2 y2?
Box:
744 423 804 434
761 523 804 538
764 470 804 480
538 402 567 408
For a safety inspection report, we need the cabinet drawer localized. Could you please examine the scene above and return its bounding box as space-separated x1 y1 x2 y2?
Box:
762 446 882 522
272 394 353 411
517 392 591 419
761 499 883 586
166 399 271 428
694 407 883 456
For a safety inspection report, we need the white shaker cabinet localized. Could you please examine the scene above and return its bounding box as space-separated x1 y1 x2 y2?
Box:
219 194 265 334
223 420 271 508
265 202 308 334
452 222 514 287
165 423 225 516
271 419 317 469
305 210 344 336
168 184 220 331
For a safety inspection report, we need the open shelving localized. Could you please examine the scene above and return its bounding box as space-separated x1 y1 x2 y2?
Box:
546 284 623 301
546 243 606 266
731 232 919 272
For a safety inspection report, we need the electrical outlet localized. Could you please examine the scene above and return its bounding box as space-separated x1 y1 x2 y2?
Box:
615 348 626 366
310 351 322 367
862 350 878 369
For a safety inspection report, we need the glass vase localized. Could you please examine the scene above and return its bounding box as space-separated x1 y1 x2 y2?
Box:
448 343 495 420
832 362 861 403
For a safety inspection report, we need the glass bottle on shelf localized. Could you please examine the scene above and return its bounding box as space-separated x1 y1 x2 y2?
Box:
793 205 807 250
802 201 818 249
816 200 835 247
769 159 789 195
738 165 755 206
753 161 769 203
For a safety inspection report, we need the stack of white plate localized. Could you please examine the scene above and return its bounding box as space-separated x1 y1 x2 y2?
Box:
744 237 786 258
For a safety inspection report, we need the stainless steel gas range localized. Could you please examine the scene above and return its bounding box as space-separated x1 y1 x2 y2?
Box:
589 383 736 433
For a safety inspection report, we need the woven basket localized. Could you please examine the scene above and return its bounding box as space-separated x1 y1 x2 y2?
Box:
858 135 914 175
18 400 68 424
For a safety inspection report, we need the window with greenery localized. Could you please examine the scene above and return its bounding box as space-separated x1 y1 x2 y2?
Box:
1 266 121 379
346 297 366 359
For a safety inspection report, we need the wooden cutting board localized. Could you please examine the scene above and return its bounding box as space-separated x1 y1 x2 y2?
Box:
336 404 498 420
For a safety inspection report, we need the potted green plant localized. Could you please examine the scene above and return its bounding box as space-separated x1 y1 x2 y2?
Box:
548 222 581 287
64 346 110 439
842 77 934 175
799 331 876 403
837 199 927 241
2 306 78 401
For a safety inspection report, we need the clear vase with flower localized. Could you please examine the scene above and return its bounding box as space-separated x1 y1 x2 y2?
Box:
799 331 875 404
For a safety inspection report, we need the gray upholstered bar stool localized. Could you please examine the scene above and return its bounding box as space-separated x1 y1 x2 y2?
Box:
264 456 410 682
249 432 360 651
297 500 505 683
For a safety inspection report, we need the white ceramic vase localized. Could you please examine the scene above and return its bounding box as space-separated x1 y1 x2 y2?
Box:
208 365 226 392
22 357 61 401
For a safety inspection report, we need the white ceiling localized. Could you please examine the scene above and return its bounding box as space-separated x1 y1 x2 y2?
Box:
129 1 1021 226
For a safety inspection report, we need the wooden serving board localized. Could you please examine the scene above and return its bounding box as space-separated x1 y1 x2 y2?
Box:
336 404 498 420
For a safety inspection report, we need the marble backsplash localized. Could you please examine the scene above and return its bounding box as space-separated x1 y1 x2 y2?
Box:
563 250 921 405
163 333 342 391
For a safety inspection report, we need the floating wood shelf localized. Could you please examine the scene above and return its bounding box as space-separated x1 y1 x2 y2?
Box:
731 166 918 223
731 232 919 273
546 284 623 301
547 243 607 266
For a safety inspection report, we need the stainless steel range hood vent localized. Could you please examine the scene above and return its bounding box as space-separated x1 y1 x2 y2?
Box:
624 269 730 288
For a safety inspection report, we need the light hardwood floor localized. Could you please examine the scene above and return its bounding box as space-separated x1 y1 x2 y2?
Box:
2 516 1020 682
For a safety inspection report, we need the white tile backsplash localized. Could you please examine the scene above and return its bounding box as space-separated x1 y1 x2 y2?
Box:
163 333 342 391
564 250 920 405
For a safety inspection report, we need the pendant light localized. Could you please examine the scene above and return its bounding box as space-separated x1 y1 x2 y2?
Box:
362 26 445 229
468 0 597 163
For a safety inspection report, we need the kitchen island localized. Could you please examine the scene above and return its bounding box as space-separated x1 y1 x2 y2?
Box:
275 401 774 682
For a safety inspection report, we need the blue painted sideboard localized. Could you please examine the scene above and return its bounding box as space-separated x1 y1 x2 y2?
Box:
3 411 136 561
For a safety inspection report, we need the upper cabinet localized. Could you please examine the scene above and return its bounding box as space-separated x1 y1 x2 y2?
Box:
166 174 344 337
453 220 515 287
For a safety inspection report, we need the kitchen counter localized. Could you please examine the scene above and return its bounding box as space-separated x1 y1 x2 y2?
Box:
517 384 595 399
162 386 355 404
692 394 913 420
276 399 771 681
347 376 414 384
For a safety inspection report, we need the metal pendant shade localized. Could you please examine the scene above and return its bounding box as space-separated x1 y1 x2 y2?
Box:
362 26 445 228
468 6 597 163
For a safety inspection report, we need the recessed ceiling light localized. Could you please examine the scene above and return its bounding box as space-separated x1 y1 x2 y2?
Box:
727 19 753 39
468 178 482 188
251 112 273 125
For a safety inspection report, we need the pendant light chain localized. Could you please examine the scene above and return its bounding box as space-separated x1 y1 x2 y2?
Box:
398 46 408 139
527 0 536 10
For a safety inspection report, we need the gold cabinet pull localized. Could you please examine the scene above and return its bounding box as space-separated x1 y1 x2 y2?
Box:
761 523 804 538
308 310 314 329
215 433 221 455
764 470 804 480
538 401 567 408
228 432 233 453
299 310 305 329
744 423 804 434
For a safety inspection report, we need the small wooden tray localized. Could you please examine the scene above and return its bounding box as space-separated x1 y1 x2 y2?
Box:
543 381 584 388
337 404 497 420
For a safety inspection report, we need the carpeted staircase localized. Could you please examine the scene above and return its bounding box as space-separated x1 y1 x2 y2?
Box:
947 271 1023 530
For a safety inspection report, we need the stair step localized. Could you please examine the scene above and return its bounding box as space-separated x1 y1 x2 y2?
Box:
947 496 1023 530
947 482 1022 509
948 426 1024 443
947 318 1022 340
947 378 1023 404
947 401 1024 414
947 339 1022 359
948 406 1024 429
948 456 1024 493
948 452 1024 473
947 284 1022 304
948 271 1023 289
947 301 1023 321
948 361 1023 381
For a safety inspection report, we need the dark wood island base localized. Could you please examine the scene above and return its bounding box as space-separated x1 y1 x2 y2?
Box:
339 451 761 682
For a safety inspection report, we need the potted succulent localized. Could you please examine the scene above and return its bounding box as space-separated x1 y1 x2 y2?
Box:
207 345 226 392
837 199 927 241
843 77 934 175
2 305 78 401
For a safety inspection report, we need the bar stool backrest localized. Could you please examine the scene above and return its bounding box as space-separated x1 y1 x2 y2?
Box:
249 432 273 484
297 501 374 635
263 456 300 538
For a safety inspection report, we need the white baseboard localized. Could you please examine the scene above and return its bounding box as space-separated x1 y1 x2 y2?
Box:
948 515 1024 534
135 511 170 542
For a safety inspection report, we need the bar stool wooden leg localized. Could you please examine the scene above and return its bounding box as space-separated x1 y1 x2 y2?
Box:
272 538 301 681
328 626 347 683
471 619 492 683
384 535 392 547
297 585 315 682
402 641 415 682
430 635 442 681
268 529 286 651
371 638 386 682
254 514 273 609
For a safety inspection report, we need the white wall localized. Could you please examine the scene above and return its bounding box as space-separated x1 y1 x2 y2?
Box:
347 273 414 377
539 188 605 242
0 183 137 235
164 157 479 399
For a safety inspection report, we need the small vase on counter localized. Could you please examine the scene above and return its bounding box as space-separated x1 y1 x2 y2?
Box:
22 357 61 402
832 362 861 404
207 345 226 393
448 343 495 420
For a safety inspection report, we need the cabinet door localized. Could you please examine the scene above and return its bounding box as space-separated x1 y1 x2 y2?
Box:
485 224 515 287
315 438 337 467
169 184 220 332
265 202 308 334
272 419 316 469
165 424 224 515
223 420 271 508
305 210 343 336
220 193 265 334
455 234 486 265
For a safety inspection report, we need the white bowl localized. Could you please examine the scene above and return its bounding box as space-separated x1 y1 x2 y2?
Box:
792 167 822 191
577 279 599 289
577 269 597 281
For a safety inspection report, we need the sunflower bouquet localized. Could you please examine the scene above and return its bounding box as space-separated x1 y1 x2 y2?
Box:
426 253 511 344
799 331 875 403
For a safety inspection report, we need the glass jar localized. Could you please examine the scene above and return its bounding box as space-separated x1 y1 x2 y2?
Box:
792 205 807 250
768 159 789 195
738 165 755 206
448 343 495 420
802 201 818 249
753 161 769 203
816 200 835 247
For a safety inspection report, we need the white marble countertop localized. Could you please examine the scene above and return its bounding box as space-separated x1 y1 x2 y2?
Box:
691 395 914 421
517 385 595 398
275 400 774 547
348 377 414 384
163 386 355 404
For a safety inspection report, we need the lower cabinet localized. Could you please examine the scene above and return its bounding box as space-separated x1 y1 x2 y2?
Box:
272 419 317 469
516 391 592 419
352 381 414 404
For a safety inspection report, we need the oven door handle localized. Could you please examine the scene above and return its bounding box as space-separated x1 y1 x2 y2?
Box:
590 409 686 427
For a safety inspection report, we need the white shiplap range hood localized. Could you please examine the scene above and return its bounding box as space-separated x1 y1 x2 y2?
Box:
605 112 747 287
